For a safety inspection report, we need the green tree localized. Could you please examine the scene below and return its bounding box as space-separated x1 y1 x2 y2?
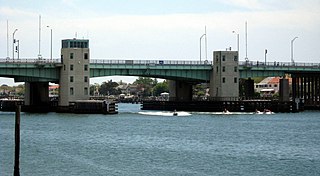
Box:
133 77 154 97
153 81 169 96
99 80 120 95
90 83 101 96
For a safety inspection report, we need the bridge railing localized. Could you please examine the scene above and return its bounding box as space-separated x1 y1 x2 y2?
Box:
90 59 212 65
0 58 61 64
240 61 320 68
2 58 320 68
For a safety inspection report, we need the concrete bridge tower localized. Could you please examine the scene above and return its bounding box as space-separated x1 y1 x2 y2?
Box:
210 51 239 100
59 39 90 106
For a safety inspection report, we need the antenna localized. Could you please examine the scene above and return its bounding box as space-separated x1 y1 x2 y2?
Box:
6 20 9 58
245 21 248 61
38 15 42 59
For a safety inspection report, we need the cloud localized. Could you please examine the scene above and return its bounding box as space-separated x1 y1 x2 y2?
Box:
0 1 319 62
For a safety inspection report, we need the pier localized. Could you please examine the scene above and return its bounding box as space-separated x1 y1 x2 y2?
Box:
142 99 302 113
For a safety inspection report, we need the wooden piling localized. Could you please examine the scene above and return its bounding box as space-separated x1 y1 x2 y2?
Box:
14 105 20 176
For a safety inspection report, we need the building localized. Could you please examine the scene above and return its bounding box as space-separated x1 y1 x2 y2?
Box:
210 51 239 101
255 77 292 97
59 39 90 106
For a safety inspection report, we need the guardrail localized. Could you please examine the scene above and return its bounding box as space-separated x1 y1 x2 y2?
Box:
0 58 61 64
240 61 320 68
90 59 212 65
1 58 211 65
1 58 320 68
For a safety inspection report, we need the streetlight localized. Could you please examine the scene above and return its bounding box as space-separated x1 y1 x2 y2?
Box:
291 37 298 65
12 29 18 60
47 26 53 61
232 31 239 52
16 40 20 60
199 26 207 62
264 49 267 66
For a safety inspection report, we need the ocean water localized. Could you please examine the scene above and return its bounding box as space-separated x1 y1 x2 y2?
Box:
1 103 320 176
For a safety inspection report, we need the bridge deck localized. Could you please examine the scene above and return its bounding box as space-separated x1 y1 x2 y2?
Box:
1 58 320 82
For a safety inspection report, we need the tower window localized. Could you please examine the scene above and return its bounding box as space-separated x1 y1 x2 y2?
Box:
222 55 226 61
70 64 74 71
84 87 88 95
84 53 88 60
84 76 88 82
70 87 74 95
70 76 74 83
222 77 226 83
84 65 88 71
234 77 238 83
234 55 238 61
234 66 238 72
222 66 226 72
70 53 74 59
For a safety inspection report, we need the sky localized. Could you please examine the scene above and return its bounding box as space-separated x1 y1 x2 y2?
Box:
0 0 320 85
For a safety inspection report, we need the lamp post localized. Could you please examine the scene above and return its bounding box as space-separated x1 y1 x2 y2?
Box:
12 29 18 60
16 40 20 60
264 49 267 66
291 37 298 65
47 26 52 61
199 26 207 62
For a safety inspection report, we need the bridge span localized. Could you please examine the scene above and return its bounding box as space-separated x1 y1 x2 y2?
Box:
1 58 320 83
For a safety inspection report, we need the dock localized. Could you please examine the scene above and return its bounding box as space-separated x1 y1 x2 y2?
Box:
0 99 118 114
142 100 303 113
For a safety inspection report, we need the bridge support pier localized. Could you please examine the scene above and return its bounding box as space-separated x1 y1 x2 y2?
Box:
24 82 49 106
279 78 289 101
292 73 320 109
168 80 192 101
244 78 255 99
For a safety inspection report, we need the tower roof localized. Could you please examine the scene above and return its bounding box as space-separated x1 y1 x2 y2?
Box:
62 39 89 48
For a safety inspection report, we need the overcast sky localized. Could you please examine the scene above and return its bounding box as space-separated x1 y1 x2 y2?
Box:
1 0 320 85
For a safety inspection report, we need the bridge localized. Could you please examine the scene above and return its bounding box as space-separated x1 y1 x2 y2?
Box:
1 58 320 82
1 38 319 110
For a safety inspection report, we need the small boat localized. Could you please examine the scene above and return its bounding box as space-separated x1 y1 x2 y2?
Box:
223 109 231 114
173 110 178 116
138 111 191 117
255 109 275 115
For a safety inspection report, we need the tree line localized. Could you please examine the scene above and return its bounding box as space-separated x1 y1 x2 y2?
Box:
90 77 169 97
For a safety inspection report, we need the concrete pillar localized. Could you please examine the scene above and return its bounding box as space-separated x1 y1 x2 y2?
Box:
292 74 297 100
244 78 254 99
168 80 192 101
24 82 49 106
279 78 289 101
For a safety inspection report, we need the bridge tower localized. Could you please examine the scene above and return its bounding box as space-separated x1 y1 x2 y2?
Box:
59 39 90 106
210 51 239 100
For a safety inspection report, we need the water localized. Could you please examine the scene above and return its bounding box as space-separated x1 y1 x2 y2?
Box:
1 103 320 176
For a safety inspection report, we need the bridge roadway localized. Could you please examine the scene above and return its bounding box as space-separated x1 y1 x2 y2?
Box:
1 58 320 82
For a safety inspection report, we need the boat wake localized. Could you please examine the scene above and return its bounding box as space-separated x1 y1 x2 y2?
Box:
138 111 192 117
